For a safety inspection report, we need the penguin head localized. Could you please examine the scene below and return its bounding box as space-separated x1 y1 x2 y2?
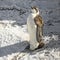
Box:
30 6 39 18
31 6 39 15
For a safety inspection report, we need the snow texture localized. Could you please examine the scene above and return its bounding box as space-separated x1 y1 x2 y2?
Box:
0 0 60 60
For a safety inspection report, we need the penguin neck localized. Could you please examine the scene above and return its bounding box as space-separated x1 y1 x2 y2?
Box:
31 11 39 18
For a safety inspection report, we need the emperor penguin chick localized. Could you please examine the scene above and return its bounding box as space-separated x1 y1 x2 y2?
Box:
27 6 44 50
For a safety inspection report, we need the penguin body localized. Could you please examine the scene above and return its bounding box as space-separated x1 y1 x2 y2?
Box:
27 6 44 50
27 13 39 50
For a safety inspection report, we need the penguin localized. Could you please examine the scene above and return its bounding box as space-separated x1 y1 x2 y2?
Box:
27 6 44 50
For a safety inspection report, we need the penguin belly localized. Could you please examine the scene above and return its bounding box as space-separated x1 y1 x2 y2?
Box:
27 15 39 50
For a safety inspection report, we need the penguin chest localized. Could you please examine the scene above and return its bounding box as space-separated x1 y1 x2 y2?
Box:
28 16 36 30
30 20 36 29
27 15 39 50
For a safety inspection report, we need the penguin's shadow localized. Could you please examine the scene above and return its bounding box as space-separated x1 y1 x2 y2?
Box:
0 38 60 57
0 41 30 57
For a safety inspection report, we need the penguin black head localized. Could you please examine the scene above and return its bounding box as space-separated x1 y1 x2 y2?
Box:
30 6 39 18
31 6 39 14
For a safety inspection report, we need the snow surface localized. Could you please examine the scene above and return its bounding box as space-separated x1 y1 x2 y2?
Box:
0 20 60 60
0 0 60 60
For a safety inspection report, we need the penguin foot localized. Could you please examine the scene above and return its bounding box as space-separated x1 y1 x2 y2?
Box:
35 41 45 50
38 42 44 48
25 42 44 51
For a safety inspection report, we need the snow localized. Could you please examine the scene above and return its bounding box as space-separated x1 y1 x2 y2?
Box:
0 20 60 60
0 0 60 60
